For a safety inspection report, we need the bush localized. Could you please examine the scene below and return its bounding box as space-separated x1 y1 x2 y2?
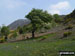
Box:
12 32 18 38
65 24 73 30
63 31 72 37
1 26 10 40
68 31 72 35
0 37 5 43
17 27 24 34
65 18 72 23
40 36 47 41
9 31 18 39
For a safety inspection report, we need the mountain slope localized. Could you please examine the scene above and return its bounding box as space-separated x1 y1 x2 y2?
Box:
64 9 75 24
66 9 75 19
8 19 30 30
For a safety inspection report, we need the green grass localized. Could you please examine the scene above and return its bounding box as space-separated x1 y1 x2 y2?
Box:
0 33 75 56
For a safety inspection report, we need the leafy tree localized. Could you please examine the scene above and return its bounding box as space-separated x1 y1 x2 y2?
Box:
53 14 62 23
23 24 32 33
1 26 10 40
26 8 53 38
44 23 51 30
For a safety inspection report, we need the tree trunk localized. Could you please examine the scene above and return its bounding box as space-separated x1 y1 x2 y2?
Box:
32 24 36 38
32 30 35 38
5 36 8 41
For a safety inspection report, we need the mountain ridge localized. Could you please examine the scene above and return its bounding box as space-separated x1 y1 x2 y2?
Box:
8 19 30 30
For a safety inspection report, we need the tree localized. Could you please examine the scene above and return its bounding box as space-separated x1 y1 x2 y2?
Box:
25 8 53 38
43 23 51 30
53 14 62 23
23 24 32 33
1 26 10 40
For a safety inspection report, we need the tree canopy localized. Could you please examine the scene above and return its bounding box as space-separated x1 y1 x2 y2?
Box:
1 26 10 40
53 14 62 23
25 8 53 38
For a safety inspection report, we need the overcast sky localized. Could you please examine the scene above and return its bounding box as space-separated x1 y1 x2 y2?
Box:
0 0 75 26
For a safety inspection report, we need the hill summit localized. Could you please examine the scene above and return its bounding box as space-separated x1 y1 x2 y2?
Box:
8 19 30 30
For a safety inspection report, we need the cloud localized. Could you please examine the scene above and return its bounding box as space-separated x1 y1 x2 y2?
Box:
48 1 70 15
0 0 26 9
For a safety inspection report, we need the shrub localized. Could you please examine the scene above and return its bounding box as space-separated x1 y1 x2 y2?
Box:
12 32 18 38
65 24 73 30
65 18 72 23
0 37 5 43
68 31 72 35
17 27 24 34
1 26 10 40
63 31 72 37
40 36 47 41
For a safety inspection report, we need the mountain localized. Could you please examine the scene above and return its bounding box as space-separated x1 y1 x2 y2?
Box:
64 9 75 24
65 9 75 19
8 19 30 30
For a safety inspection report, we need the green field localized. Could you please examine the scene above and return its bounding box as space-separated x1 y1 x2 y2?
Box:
0 33 75 56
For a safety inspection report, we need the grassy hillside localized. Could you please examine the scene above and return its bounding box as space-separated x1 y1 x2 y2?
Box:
0 32 75 56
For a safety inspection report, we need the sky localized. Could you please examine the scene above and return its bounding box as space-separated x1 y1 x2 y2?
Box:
0 0 75 26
